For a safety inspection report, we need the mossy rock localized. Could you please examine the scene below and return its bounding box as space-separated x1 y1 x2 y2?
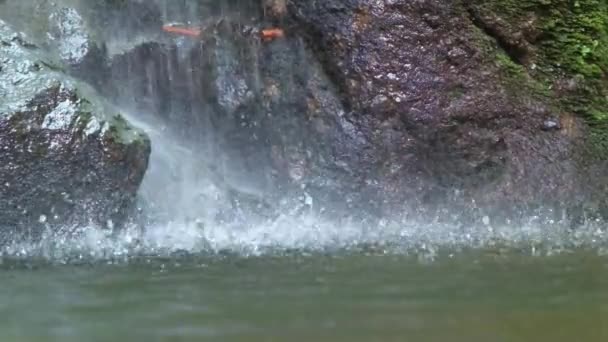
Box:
0 19 150 239
467 0 608 157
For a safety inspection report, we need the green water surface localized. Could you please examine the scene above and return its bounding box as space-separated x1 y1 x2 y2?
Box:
1 250 607 341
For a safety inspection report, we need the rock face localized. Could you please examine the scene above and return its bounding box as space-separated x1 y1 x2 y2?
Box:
6 0 602 227
48 7 96 66
465 0 608 222
78 0 606 224
0 20 150 238
47 6 107 78
102 16 371 219
287 0 607 223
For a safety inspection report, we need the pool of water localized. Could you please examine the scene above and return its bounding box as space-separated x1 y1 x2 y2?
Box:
2 248 608 341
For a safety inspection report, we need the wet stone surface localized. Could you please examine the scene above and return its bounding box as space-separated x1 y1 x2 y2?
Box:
287 0 599 223
0 20 150 239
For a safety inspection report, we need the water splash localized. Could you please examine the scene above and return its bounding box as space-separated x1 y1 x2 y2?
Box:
2 211 607 263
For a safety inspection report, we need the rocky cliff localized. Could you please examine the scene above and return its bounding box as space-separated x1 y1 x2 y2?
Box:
1 0 605 232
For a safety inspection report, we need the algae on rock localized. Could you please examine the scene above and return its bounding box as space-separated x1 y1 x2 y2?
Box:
467 0 608 156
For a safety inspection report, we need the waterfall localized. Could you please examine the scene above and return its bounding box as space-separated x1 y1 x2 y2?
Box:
0 0 606 261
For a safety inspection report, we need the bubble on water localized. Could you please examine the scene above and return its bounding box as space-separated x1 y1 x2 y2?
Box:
482 216 490 226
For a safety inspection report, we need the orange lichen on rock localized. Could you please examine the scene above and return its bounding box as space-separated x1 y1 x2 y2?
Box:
261 28 284 41
162 25 202 38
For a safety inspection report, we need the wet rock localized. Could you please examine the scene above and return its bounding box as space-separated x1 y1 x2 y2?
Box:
207 23 257 115
96 19 281 221
105 41 182 122
97 13 371 218
263 0 288 20
0 21 150 239
288 0 586 221
47 6 107 80
0 2 108 84
48 7 93 66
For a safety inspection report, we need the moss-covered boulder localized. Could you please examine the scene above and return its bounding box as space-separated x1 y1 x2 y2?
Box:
0 20 150 239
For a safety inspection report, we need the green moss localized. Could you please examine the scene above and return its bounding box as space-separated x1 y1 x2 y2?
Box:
106 113 149 146
467 17 552 99
495 50 553 97
69 82 149 147
108 113 130 137
75 107 93 132
470 0 608 157
540 2 607 77
495 51 523 75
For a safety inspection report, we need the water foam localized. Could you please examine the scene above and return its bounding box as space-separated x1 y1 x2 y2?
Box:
2 213 607 264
